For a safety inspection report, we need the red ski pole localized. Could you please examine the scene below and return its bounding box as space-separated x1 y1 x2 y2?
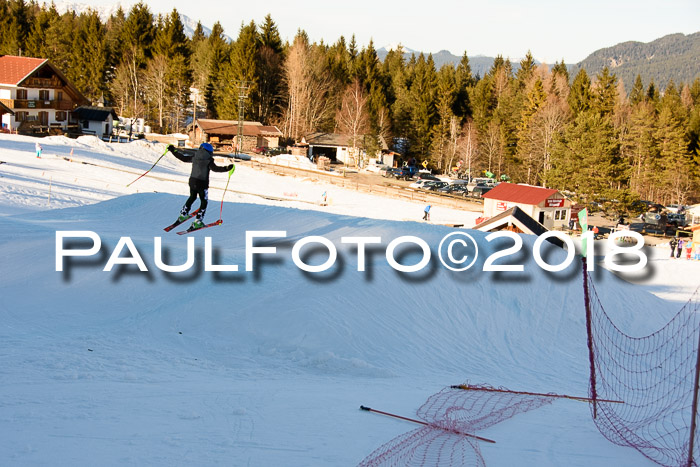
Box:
360 406 496 443
127 148 169 187
218 164 235 222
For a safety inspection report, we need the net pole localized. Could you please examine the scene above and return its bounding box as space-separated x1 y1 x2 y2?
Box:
582 256 597 419
687 325 700 467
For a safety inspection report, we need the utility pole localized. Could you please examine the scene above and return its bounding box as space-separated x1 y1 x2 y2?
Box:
190 87 199 145
236 81 250 154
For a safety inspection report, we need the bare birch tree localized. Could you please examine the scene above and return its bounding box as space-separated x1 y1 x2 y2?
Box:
144 54 168 131
336 79 369 162
457 118 479 179
282 33 336 142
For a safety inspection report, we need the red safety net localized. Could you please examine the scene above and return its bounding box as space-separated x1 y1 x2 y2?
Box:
586 277 700 467
359 385 554 466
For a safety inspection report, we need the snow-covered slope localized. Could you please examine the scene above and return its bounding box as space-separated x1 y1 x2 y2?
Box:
0 134 685 465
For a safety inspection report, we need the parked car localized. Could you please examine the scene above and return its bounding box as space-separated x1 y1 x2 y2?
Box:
422 181 449 191
365 163 388 173
416 173 440 181
467 182 493 193
665 204 685 214
382 167 402 178
469 185 493 198
409 179 432 189
395 166 417 180
443 184 469 195
252 146 269 155
668 212 689 227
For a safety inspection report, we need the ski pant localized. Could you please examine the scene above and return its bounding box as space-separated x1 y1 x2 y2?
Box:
182 178 208 220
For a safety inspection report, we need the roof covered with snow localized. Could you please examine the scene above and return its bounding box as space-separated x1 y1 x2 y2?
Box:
482 183 560 205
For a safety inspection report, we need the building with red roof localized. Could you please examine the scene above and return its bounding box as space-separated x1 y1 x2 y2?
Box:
481 183 572 230
0 55 88 133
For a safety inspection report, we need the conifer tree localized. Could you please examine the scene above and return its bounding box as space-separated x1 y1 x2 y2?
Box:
258 14 284 124
657 105 693 204
24 4 57 58
629 74 645 106
71 10 109 103
568 69 592 117
430 64 457 171
122 3 155 61
3 0 32 55
647 80 660 104
551 60 569 82
550 111 621 200
221 20 260 121
453 52 474 119
516 77 547 184
624 101 658 198
204 22 230 118
409 54 437 158
592 67 618 117
516 51 536 88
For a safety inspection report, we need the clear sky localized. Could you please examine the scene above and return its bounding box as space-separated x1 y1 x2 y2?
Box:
77 0 699 63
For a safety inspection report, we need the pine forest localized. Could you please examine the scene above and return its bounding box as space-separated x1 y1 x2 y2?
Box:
1 0 700 207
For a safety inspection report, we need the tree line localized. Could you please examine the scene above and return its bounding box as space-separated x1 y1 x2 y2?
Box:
1 0 699 206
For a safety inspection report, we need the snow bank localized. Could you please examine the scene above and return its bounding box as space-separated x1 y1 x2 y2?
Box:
268 153 317 170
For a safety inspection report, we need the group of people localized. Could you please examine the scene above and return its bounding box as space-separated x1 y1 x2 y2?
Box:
669 237 700 260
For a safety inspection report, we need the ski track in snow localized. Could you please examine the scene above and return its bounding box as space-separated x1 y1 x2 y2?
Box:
0 133 695 466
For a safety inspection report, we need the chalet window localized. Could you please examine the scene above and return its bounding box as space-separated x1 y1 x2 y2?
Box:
15 111 27 122
16 89 27 100
39 90 50 101
82 120 89 129
57 91 63 101
55 111 66 121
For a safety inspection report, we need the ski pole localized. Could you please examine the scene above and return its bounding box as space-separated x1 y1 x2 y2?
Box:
359 406 496 444
126 148 169 187
218 163 235 221
450 385 624 404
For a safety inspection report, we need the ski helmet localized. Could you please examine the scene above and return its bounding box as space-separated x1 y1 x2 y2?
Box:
200 142 214 153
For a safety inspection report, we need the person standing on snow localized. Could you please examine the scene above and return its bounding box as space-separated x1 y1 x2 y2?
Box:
167 143 233 229
423 205 431 221
670 237 678 258
35 142 42 158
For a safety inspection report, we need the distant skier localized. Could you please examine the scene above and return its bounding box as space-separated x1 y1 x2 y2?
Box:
423 205 431 221
167 143 233 229
35 141 42 158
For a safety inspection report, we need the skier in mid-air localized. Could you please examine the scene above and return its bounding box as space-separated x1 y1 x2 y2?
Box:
167 143 233 229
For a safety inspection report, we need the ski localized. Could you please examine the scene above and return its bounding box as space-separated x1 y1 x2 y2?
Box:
176 219 223 235
163 209 200 232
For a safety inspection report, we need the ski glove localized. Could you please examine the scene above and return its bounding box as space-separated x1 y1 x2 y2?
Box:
227 164 235 174
167 144 176 153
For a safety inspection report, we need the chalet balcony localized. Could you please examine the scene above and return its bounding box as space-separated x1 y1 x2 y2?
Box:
0 98 75 111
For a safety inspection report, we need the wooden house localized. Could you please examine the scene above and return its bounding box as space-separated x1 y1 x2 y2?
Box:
0 55 88 134
191 119 283 152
